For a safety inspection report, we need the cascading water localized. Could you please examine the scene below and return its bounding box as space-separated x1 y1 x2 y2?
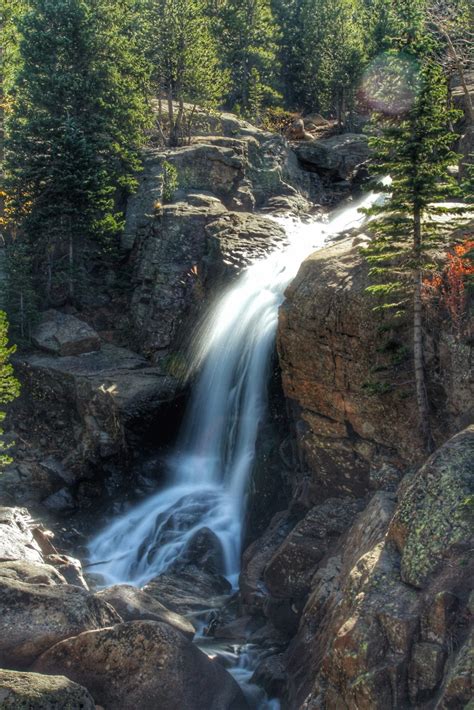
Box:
88 189 385 588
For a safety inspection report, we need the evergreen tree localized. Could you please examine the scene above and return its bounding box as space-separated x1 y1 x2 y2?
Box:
298 0 366 123
361 0 396 56
270 0 303 108
2 0 150 319
0 311 20 468
216 0 280 119
365 50 464 450
144 0 226 146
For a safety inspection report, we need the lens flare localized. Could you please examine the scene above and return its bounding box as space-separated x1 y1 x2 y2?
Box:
359 51 421 116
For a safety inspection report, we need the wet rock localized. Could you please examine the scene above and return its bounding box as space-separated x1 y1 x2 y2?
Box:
143 567 232 617
0 577 121 668
173 527 225 576
388 425 474 588
240 511 295 614
32 310 101 356
96 584 195 639
0 669 95 709
251 653 287 698
33 621 249 710
206 212 287 273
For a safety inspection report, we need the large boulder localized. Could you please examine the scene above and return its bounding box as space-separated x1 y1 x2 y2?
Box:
12 345 179 507
0 507 44 564
96 584 195 639
33 621 249 710
388 425 474 588
0 559 66 586
284 430 474 709
143 567 232 618
0 669 95 709
0 577 121 668
172 526 225 576
32 310 101 356
295 133 370 180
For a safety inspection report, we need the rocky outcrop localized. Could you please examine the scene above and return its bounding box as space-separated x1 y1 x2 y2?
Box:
129 192 287 361
239 499 364 639
277 234 474 500
33 621 249 710
143 567 232 618
4 344 179 511
96 584 195 639
294 133 370 181
0 504 245 708
32 310 101 356
283 427 473 709
0 507 45 563
0 576 120 668
0 670 95 709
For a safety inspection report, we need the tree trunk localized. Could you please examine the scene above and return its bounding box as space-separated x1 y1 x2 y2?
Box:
68 232 74 302
413 205 434 452
19 291 24 340
167 86 177 147
439 25 474 123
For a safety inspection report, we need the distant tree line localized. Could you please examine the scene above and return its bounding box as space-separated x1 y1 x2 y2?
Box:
0 0 472 344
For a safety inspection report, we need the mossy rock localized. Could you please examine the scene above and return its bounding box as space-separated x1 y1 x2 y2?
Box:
0 670 95 709
388 426 474 588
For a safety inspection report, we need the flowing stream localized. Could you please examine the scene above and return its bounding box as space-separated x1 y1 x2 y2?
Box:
88 189 384 707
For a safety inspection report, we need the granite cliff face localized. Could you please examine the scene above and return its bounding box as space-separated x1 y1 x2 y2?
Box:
285 427 474 709
277 233 473 501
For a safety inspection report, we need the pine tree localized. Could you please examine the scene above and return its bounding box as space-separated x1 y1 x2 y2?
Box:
216 0 280 119
2 0 150 319
361 0 396 56
365 50 465 450
144 0 226 146
0 311 20 468
298 0 366 124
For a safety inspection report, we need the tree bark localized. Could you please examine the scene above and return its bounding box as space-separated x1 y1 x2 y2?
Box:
413 205 434 452
68 232 74 302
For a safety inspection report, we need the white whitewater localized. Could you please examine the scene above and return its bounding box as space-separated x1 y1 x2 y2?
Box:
88 190 384 588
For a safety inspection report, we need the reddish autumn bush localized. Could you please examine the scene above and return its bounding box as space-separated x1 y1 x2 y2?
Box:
422 239 474 335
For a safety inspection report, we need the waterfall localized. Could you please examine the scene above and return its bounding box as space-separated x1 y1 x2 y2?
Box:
88 189 385 587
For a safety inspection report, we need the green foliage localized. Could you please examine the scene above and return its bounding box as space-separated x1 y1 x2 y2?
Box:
143 0 227 144
0 311 20 469
214 0 281 119
162 161 178 203
363 12 469 448
365 55 464 309
297 0 366 122
2 0 150 323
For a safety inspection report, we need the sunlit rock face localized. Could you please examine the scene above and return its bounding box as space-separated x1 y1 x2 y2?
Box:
284 427 474 710
277 232 474 501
